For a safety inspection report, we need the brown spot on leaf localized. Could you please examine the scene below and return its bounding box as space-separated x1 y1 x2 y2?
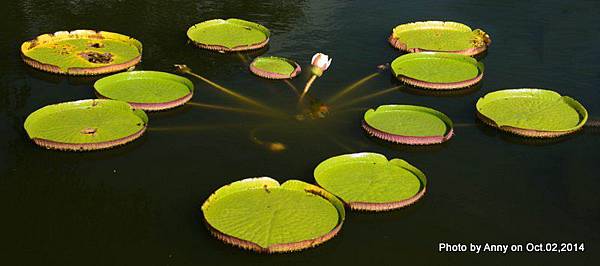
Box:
79 51 113 64
80 128 97 135
88 42 104 48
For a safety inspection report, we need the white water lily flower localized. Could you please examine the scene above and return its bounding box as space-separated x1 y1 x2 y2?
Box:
310 53 332 76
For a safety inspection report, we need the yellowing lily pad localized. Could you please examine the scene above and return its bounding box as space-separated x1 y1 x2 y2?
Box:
202 177 345 253
24 99 148 151
391 52 484 89
314 153 427 211
187 19 270 52
476 89 588 138
94 71 194 111
249 56 301 79
363 105 454 145
389 21 491 56
21 30 142 75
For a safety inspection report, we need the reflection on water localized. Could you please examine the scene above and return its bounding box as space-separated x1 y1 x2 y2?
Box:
1 0 600 265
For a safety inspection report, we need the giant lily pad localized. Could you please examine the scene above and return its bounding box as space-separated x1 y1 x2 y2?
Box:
314 153 427 211
94 71 194 111
187 19 270 52
249 56 301 79
391 52 484 90
201 177 345 253
363 105 454 145
21 30 142 75
476 89 588 138
24 99 148 151
389 21 491 56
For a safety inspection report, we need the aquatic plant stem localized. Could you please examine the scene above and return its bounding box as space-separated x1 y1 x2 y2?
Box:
176 65 283 115
148 123 246 132
327 72 380 104
284 80 300 96
250 127 286 152
333 86 400 109
236 52 249 64
187 102 282 118
299 75 318 103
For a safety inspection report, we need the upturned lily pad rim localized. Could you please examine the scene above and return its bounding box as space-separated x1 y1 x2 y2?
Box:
363 105 454 145
201 177 345 253
94 71 194 111
20 29 143 75
388 20 491 56
391 52 484 90
249 56 302 79
24 99 148 151
187 18 271 52
314 152 427 211
476 88 588 138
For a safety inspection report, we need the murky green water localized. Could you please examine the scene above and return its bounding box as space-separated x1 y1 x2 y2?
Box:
1 0 599 265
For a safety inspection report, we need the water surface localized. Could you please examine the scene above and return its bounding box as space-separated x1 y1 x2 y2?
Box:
1 0 599 265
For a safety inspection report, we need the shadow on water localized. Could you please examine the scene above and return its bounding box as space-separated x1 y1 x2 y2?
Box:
24 65 103 85
474 121 578 146
391 76 483 97
361 130 449 153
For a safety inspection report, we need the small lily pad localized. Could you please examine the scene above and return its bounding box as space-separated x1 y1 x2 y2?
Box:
391 52 484 90
21 30 142 75
363 105 454 145
187 19 270 52
201 177 345 253
389 21 491 56
476 88 588 138
24 99 148 151
249 56 301 79
94 71 194 111
314 153 427 211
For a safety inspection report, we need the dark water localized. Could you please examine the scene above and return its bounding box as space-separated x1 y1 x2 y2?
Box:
1 0 599 265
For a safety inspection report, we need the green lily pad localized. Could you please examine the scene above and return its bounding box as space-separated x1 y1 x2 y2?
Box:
476 89 588 137
94 71 194 111
314 153 427 211
202 177 345 253
389 21 491 56
363 105 454 145
24 99 148 151
249 56 301 79
187 19 270 52
21 30 142 75
391 52 484 89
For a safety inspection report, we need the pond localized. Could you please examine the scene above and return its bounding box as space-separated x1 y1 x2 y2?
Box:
1 0 599 265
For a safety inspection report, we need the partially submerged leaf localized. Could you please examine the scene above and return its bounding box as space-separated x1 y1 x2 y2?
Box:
249 56 301 79
389 21 491 56
21 30 142 75
476 88 588 137
314 153 427 211
391 52 484 89
363 105 454 145
201 177 345 253
94 71 194 111
24 99 148 151
187 19 270 52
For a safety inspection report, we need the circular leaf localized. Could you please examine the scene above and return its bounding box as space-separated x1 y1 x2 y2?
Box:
476 88 588 137
363 105 454 145
249 56 301 79
389 21 491 56
201 177 345 253
314 153 427 211
187 19 270 52
24 99 148 151
21 30 142 75
94 71 194 111
391 52 484 90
